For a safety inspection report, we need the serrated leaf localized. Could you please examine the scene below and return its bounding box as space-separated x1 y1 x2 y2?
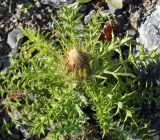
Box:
115 102 123 115
75 104 83 117
124 110 132 122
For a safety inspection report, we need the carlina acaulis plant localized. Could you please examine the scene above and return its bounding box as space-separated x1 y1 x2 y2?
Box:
64 47 90 79
0 3 159 140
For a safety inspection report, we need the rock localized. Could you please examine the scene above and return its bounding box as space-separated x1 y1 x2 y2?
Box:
35 13 43 20
137 7 160 53
0 4 7 18
1 92 35 139
40 0 74 8
0 103 24 140
129 4 138 13
7 28 23 50
19 127 31 139
40 9 45 13
28 93 34 102
47 22 54 29
0 42 11 56
0 58 11 71
127 29 137 37
7 29 24 58
158 0 160 6
147 7 156 14
84 10 96 24
107 3 117 14
153 135 159 140
75 23 84 31
115 14 128 33
130 10 141 30
116 14 127 25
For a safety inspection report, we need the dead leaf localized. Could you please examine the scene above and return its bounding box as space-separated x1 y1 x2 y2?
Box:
103 22 113 41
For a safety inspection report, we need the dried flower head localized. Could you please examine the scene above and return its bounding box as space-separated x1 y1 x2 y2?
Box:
65 47 90 72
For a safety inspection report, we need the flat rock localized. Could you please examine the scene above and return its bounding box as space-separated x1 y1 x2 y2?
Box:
40 0 74 8
7 28 23 50
84 10 96 24
137 6 160 53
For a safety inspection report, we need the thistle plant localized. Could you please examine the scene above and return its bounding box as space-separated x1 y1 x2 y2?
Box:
0 3 159 140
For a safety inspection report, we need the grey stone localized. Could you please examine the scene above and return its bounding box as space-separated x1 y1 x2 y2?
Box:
8 48 19 58
7 28 23 49
8 109 31 139
35 13 42 20
84 10 96 24
137 7 160 53
127 29 137 37
0 4 6 13
158 0 160 6
122 23 129 31
1 93 34 139
149 7 156 13
19 127 31 139
40 0 74 8
40 9 45 13
141 17 146 22
0 58 10 70
130 10 141 29
47 22 54 29
0 42 11 56
28 93 34 101
75 23 84 31
122 10 127 15
153 135 159 140
116 14 127 25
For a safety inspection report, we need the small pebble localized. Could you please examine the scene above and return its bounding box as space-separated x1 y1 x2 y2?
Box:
47 22 54 29
40 9 45 13
116 14 127 25
36 14 42 20
127 29 137 37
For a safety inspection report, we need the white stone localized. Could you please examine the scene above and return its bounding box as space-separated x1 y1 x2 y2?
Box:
137 6 160 53
41 0 68 8
7 28 23 49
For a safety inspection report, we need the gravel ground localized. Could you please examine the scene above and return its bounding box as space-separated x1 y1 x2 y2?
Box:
0 0 160 139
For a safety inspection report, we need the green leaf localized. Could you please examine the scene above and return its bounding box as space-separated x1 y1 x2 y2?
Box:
124 110 132 122
107 0 123 9
21 2 33 13
115 102 123 115
77 0 91 3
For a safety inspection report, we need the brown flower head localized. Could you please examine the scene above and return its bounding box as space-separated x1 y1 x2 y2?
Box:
65 47 90 76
